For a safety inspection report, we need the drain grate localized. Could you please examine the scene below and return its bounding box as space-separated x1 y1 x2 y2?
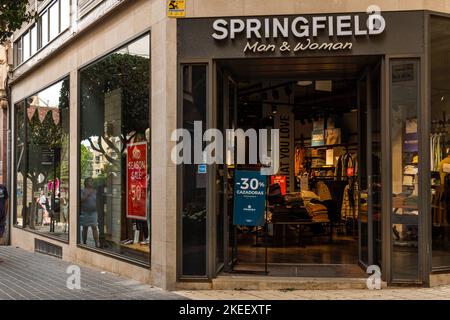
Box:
34 239 63 258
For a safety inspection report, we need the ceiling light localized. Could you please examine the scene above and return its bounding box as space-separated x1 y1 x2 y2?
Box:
272 105 278 114
315 80 332 92
297 81 313 87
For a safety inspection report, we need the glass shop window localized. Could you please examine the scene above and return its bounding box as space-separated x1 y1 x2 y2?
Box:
79 34 151 264
14 78 70 241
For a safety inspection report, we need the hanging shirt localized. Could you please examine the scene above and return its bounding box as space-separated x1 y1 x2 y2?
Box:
341 182 359 220
438 156 450 184
335 153 355 180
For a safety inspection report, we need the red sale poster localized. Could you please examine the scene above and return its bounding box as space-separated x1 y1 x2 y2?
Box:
126 142 148 220
271 175 287 195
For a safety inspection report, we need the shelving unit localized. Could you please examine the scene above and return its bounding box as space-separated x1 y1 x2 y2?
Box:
304 142 358 150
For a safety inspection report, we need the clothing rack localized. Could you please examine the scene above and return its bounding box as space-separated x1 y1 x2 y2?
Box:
302 142 358 149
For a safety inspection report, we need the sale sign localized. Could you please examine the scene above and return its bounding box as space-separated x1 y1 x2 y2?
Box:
126 142 148 220
233 170 266 227
270 175 287 195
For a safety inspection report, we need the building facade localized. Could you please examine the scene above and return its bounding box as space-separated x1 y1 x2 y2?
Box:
7 0 450 290
0 43 9 185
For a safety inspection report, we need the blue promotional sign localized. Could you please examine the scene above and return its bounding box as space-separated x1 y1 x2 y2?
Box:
198 164 207 174
233 170 267 226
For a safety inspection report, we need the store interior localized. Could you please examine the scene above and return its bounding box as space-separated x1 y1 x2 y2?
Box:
216 56 382 277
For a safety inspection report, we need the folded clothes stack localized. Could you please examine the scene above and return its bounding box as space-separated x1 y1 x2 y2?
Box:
301 190 321 201
284 192 304 207
404 196 418 207
305 202 329 223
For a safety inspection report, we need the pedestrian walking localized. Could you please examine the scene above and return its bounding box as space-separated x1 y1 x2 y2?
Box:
0 184 9 263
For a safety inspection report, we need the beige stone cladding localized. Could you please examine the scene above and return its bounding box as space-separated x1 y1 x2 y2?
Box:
9 0 450 291
10 0 177 290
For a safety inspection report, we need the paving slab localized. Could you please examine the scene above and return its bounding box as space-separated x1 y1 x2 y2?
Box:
0 246 185 300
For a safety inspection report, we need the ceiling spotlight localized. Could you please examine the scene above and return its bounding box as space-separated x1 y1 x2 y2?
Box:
297 80 313 87
272 89 280 100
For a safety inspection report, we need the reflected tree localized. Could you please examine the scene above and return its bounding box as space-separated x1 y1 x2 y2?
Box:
80 53 150 170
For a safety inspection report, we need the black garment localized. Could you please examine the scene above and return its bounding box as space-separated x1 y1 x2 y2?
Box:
322 199 339 222
0 185 9 238
135 220 149 239
444 174 450 222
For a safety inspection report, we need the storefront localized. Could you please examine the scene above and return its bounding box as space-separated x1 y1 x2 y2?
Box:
176 10 450 286
6 0 450 291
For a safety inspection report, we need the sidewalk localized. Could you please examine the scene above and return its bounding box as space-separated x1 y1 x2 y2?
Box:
2 246 450 300
0 246 184 300
175 286 450 300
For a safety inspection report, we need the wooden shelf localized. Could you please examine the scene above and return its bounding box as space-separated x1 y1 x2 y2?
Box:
305 143 358 149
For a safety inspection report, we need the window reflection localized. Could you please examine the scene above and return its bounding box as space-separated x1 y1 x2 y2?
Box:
390 61 420 281
79 35 151 264
181 65 207 276
431 16 450 269
14 78 70 240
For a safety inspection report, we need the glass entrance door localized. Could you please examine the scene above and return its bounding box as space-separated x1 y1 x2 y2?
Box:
215 67 237 272
358 62 383 269
389 59 421 282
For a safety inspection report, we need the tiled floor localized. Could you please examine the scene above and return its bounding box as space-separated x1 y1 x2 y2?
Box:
0 246 184 300
175 286 450 300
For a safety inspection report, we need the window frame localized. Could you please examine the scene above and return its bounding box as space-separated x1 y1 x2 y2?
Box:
13 0 72 68
12 75 71 244
76 31 152 268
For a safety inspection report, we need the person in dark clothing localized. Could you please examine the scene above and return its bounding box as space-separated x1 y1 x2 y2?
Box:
0 184 9 263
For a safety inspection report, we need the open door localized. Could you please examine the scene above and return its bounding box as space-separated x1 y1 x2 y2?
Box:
358 61 383 269
215 66 238 273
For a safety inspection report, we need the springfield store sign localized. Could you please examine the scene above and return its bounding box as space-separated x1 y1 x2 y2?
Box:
212 12 386 54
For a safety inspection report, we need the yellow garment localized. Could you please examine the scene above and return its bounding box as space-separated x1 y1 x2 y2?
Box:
315 181 332 201
438 156 450 184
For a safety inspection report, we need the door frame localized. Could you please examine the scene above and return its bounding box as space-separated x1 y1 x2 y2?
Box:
214 61 238 273
357 58 384 272
383 54 429 285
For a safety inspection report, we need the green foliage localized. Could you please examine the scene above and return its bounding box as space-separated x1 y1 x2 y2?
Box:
80 144 93 179
80 52 150 140
0 0 42 44
80 52 150 169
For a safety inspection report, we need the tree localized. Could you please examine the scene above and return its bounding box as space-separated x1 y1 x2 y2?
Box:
80 144 93 178
79 52 150 170
16 78 69 205
0 0 42 44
